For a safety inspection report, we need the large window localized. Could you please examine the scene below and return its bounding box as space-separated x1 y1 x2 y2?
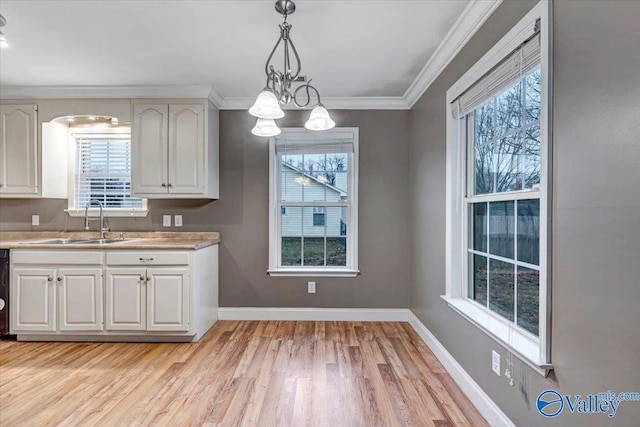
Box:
467 67 542 336
68 127 146 216
268 128 359 277
445 3 551 374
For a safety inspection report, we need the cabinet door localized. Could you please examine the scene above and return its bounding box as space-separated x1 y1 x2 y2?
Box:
105 268 146 330
11 268 56 332
131 104 169 195
168 104 204 194
146 268 189 331
0 105 38 196
58 268 103 331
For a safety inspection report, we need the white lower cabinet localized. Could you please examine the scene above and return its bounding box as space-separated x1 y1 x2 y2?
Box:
11 265 103 332
10 245 218 342
58 268 103 331
105 267 189 332
105 268 146 331
11 268 57 332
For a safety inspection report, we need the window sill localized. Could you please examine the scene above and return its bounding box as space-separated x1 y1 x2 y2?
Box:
66 209 149 218
268 268 360 278
440 295 553 377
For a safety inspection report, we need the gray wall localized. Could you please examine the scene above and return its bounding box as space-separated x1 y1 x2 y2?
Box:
0 109 410 309
409 1 640 426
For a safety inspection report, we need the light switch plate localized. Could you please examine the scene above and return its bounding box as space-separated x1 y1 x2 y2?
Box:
174 215 183 227
32 215 40 226
163 215 171 227
308 281 316 293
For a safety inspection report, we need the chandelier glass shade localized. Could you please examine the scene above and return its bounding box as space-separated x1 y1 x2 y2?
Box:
305 104 335 131
251 118 282 137
249 90 285 120
249 0 335 136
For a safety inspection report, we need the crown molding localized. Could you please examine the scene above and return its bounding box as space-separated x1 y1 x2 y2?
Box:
0 0 501 110
0 84 214 101
207 86 224 108
403 0 503 108
220 96 409 110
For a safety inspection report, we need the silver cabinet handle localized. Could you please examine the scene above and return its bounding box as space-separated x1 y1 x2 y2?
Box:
139 257 154 262
161 183 167 187
139 275 145 282
146 276 150 283
47 277 53 282
167 183 173 188
57 277 62 282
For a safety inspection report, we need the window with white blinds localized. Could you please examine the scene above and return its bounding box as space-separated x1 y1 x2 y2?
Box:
444 3 551 373
72 133 144 210
268 128 360 277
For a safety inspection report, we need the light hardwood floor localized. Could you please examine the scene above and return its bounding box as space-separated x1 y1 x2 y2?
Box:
0 321 488 426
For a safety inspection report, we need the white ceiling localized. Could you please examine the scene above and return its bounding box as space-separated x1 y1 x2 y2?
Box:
0 0 476 106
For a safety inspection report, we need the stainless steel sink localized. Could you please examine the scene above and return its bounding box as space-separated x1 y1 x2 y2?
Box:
27 238 133 245
29 239 91 245
75 238 129 244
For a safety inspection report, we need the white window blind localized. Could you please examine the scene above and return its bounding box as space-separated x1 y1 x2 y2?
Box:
451 30 541 119
275 132 355 155
73 134 143 209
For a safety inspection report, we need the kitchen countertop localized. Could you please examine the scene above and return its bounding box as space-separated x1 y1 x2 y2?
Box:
0 231 220 250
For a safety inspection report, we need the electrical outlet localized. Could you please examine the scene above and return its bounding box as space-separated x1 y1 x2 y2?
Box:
174 215 183 227
308 281 316 293
163 215 171 227
492 350 501 376
32 215 40 226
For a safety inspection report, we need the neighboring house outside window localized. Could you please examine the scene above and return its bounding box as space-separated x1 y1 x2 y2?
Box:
67 126 147 217
444 3 551 375
268 128 359 277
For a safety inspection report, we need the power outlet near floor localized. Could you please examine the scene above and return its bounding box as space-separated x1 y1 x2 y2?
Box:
492 350 501 376
308 281 316 294
163 215 171 227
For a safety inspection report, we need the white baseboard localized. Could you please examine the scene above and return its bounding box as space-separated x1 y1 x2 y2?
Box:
408 311 514 427
217 307 408 322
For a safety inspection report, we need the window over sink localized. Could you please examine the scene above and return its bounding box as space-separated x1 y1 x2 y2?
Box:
65 116 147 217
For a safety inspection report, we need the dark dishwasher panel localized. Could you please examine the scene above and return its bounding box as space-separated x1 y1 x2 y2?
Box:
0 249 11 337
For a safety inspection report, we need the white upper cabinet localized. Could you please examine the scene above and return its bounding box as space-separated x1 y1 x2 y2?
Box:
132 100 219 199
0 104 38 196
169 105 205 194
132 104 169 195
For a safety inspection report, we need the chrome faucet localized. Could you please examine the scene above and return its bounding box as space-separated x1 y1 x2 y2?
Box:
84 199 109 239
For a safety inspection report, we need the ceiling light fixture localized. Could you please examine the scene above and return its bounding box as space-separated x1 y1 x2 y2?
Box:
249 0 335 137
0 15 8 48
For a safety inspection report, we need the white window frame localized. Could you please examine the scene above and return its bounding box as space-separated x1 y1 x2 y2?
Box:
268 127 359 277
66 127 148 217
443 2 552 376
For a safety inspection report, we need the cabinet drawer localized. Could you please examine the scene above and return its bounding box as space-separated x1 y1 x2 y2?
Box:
106 251 189 266
12 250 104 265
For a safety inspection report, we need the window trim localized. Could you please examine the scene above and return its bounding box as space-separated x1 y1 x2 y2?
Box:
444 2 552 376
268 127 359 277
66 128 148 217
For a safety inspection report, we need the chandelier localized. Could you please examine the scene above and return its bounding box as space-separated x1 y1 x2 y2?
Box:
250 0 335 137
